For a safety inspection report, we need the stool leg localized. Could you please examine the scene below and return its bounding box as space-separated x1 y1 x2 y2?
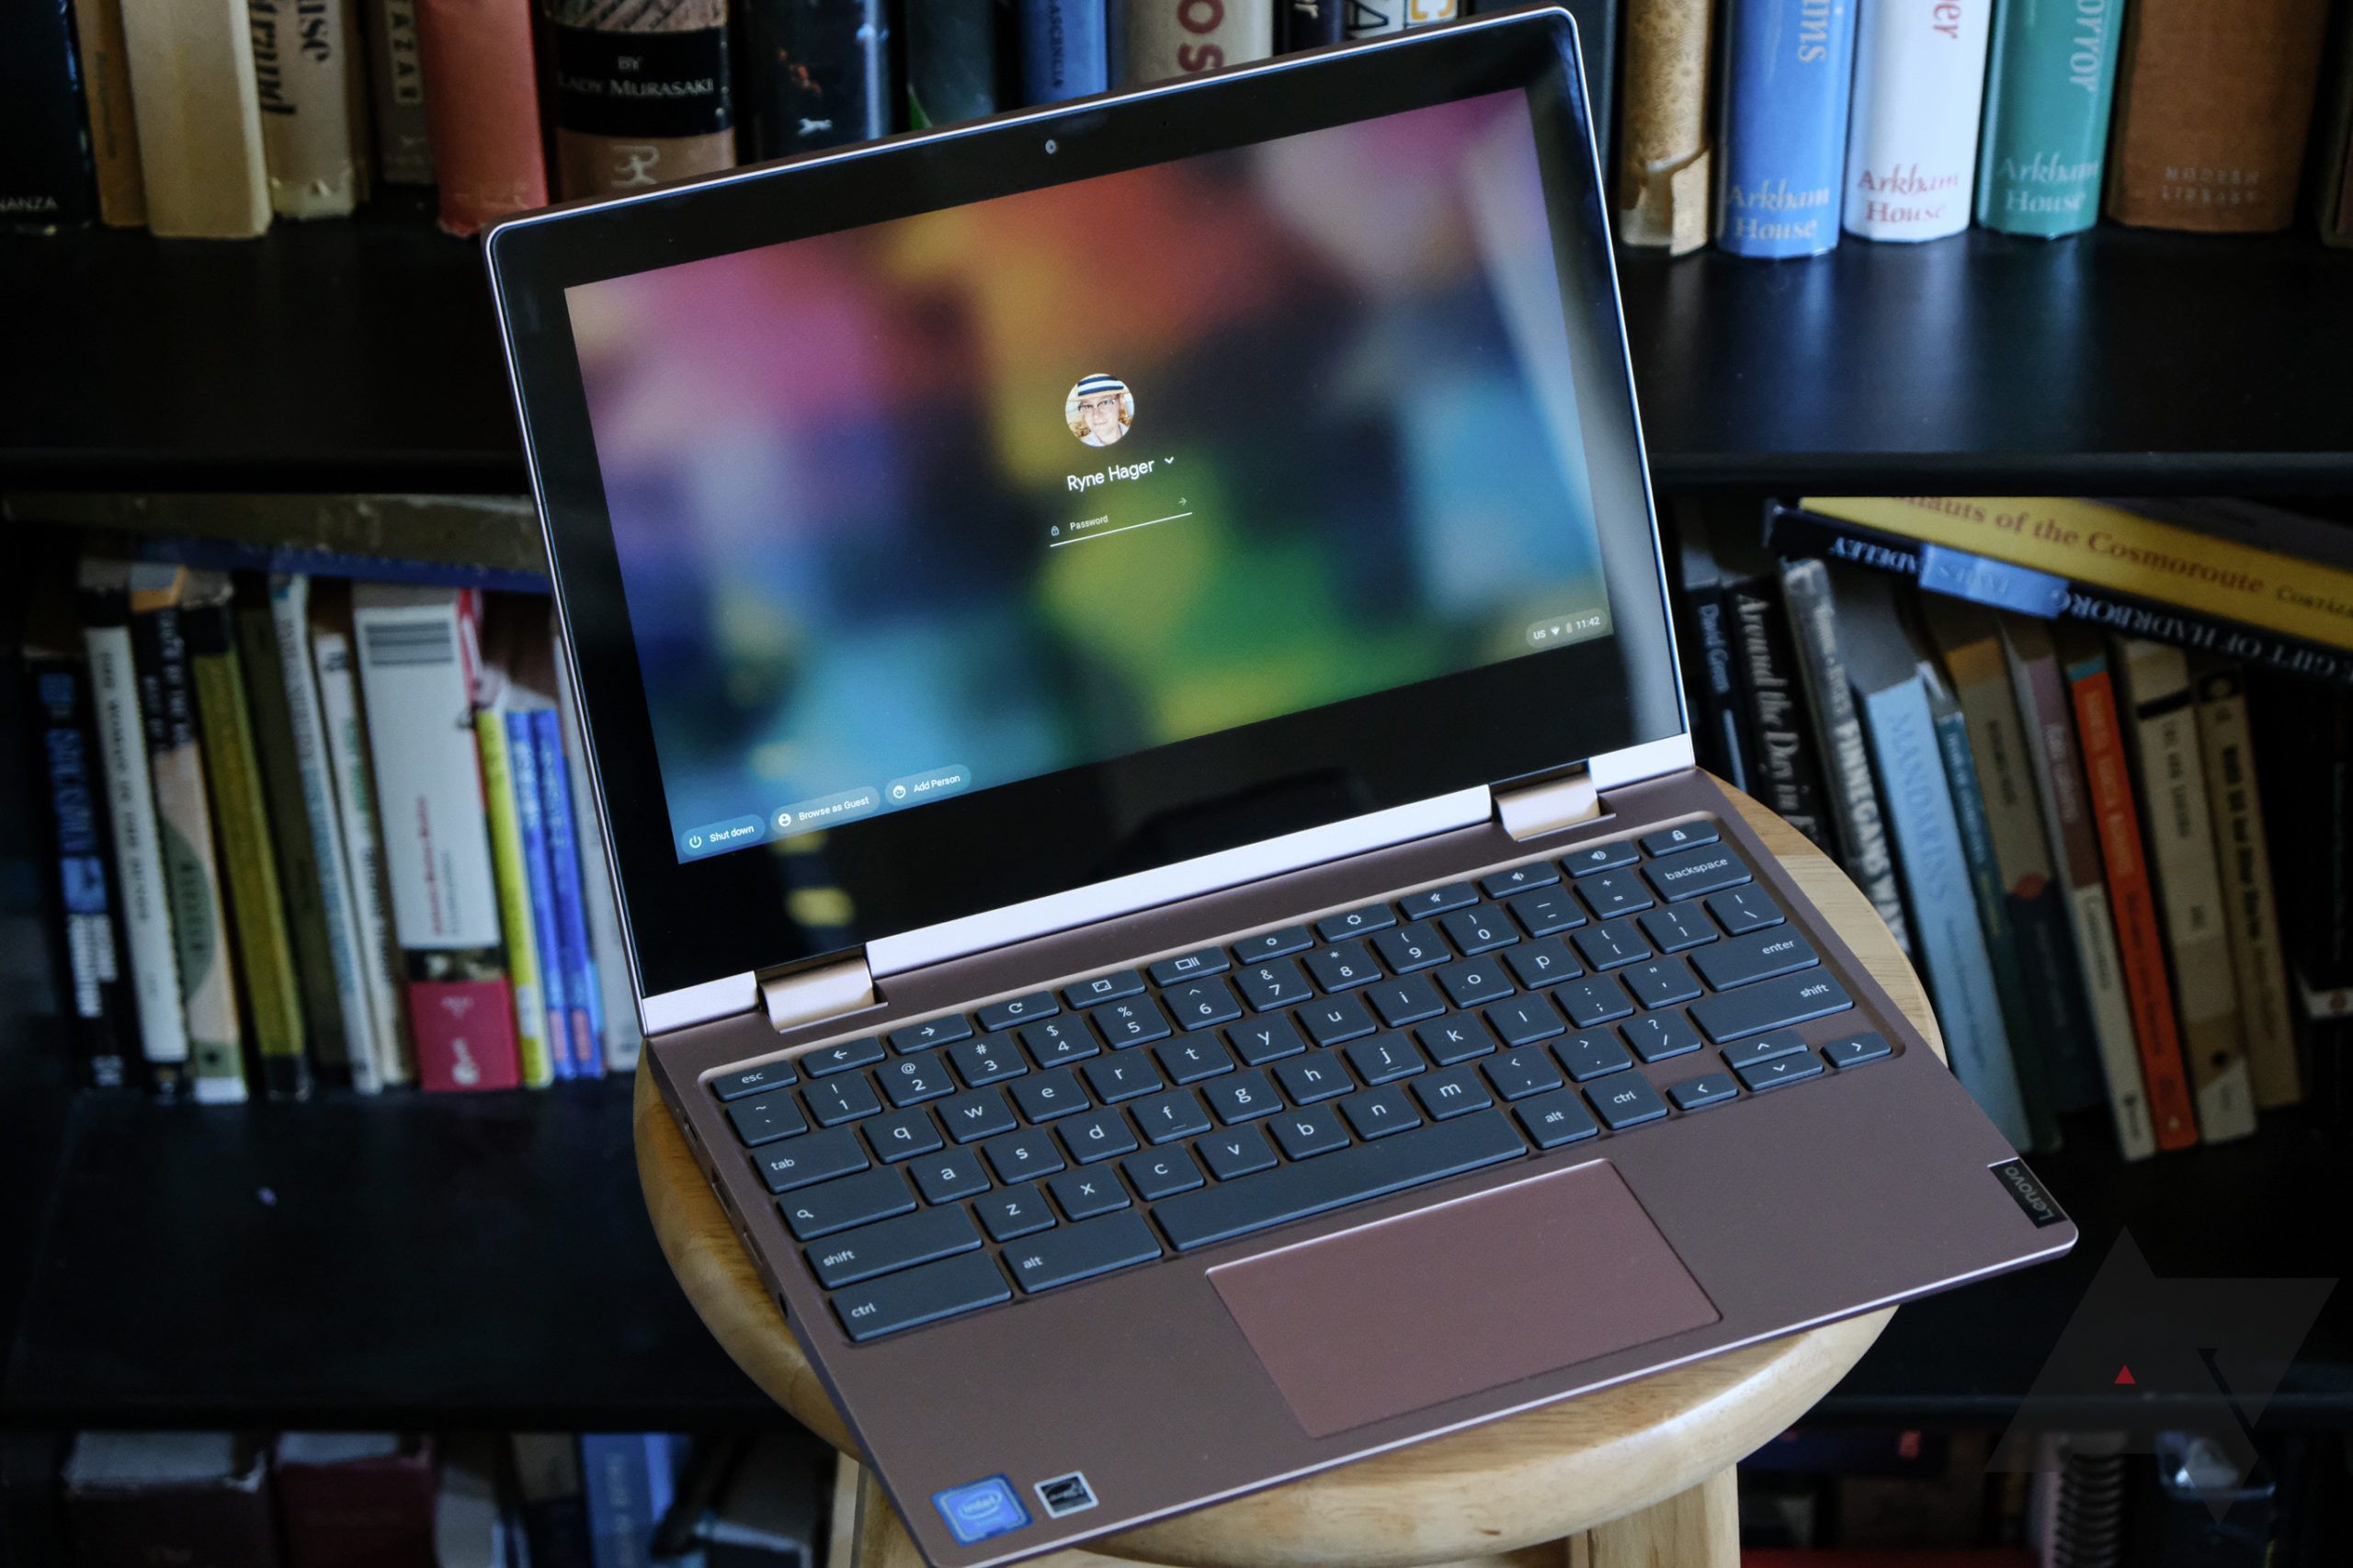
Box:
851 1462 928 1568
1571 1468 1737 1568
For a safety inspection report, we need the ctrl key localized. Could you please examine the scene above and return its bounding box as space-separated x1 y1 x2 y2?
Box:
833 1252 1011 1342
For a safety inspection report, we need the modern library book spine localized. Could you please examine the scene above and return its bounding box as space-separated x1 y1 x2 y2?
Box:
1125 0 1274 85
364 0 436 184
1841 0 1993 242
506 710 572 1078
118 0 273 237
1973 0 2125 235
2191 664 2301 1109
739 0 891 158
1713 0 1859 256
414 0 548 234
26 654 133 1091
546 0 736 199
1019 0 1108 103
307 614 407 1090
0 0 96 230
69 0 147 224
247 0 367 217
535 708 605 1076
478 712 555 1087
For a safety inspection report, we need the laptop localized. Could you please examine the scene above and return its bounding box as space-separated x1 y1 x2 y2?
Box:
486 12 2075 1563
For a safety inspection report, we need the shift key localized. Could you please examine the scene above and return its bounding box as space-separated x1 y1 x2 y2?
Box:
1689 971 1854 1042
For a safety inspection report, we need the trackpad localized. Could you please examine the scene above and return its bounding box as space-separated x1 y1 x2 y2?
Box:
1209 1162 1719 1437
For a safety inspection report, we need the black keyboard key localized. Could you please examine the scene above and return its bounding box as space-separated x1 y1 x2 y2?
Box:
1048 1167 1131 1220
1340 1085 1423 1140
1300 994 1378 1047
1199 1125 1279 1181
1621 1009 1704 1062
1436 957 1515 1008
800 1040 877 1077
1506 887 1586 937
1344 1032 1425 1085
1736 1051 1826 1093
879 1053 958 1108
1274 1051 1356 1104
1225 1015 1309 1065
1269 1104 1350 1160
1692 972 1854 1042
710 1061 798 1100
948 1033 1026 1088
1397 881 1479 920
1018 1016 1098 1068
803 1075 881 1127
938 1087 1017 1142
1644 844 1753 903
1132 1088 1213 1143
1480 862 1560 899
976 993 1059 1032
1154 1111 1526 1252
1563 840 1640 876
1315 903 1396 941
1693 929 1820 991
1505 937 1583 990
1641 904 1718 954
975 1184 1054 1242
983 1130 1065 1184
1163 977 1244 1031
887 1016 972 1053
808 1204 981 1289
1706 886 1785 936
1412 1066 1494 1120
1148 949 1229 985
1202 1069 1281 1123
1090 995 1174 1048
1081 1052 1164 1104
1641 821 1721 857
1576 869 1654 921
832 1251 1009 1342
1483 994 1564 1047
1516 1089 1598 1148
752 1126 868 1194
1483 1045 1565 1100
1586 1072 1670 1131
780 1167 915 1240
1154 1034 1236 1085
1231 926 1313 963
1122 1146 1205 1200
1667 1074 1740 1111
865 1109 944 1164
1722 1030 1810 1071
1010 1067 1090 1122
1439 905 1518 955
1057 1108 1138 1165
1553 1030 1635 1082
1622 956 1702 1009
1233 959 1313 1011
1372 921 1453 974
1823 1031 1894 1069
1556 975 1635 1028
1366 973 1448 1028
1063 970 1146 1009
911 1148 991 1203
1003 1211 1162 1291
1574 918 1653 971
1302 942 1382 994
1414 1017 1493 1066
727 1088 810 1147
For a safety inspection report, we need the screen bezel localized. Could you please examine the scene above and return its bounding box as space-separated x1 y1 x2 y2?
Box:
487 8 1685 1001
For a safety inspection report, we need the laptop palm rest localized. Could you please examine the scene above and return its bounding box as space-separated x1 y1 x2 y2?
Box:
1208 1162 1720 1438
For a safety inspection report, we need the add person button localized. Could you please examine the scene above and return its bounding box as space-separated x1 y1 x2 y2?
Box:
772 786 881 837
884 764 972 807
680 816 765 858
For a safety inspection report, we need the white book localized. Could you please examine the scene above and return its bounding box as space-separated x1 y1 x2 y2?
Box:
80 610 188 1075
1842 0 1993 241
269 576 380 1092
313 625 413 1088
552 645 644 1068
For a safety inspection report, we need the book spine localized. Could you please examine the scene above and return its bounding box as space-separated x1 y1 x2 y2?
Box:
507 710 572 1078
1713 0 1859 257
478 712 555 1087
738 0 891 158
414 0 548 234
1344 0 1404 38
248 0 366 216
27 659 134 1091
579 1434 656 1568
1726 572 1833 851
1683 574 1752 793
313 628 412 1087
118 0 273 237
553 653 643 1069
546 0 735 199
2067 644 2200 1149
363 0 436 184
2192 665 2300 1108
1616 0 1712 251
68 0 146 225
188 598 311 1098
1278 0 1343 51
1841 0 1994 242
904 0 1005 125
1973 0 2125 235
1126 0 1274 85
2105 0 2333 233
535 708 605 1076
1019 0 1108 101
2322 17 2353 246
1779 558 1912 951
0 0 96 230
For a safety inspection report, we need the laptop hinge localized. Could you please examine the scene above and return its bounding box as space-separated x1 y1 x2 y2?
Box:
760 953 877 1034
1493 765 1600 840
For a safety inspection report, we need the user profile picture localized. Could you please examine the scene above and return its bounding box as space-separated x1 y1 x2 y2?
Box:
1065 374 1134 449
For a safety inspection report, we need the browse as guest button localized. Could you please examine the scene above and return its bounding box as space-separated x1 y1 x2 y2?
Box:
680 815 764 858
884 764 972 807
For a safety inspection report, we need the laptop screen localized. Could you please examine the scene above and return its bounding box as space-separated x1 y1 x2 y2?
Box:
564 86 1617 864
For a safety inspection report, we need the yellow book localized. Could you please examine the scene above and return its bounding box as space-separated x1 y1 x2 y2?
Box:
1799 496 2353 655
477 710 554 1088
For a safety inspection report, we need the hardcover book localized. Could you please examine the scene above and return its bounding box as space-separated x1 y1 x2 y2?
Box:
63 1434 279 1568
546 0 737 199
1674 509 1752 793
69 0 147 224
740 0 892 158
364 0 437 185
1973 0 2124 235
249 0 368 216
1126 0 1274 84
1718 529 1833 850
478 710 555 1086
1842 0 1993 242
1344 0 1404 37
1713 0 1859 256
1279 0 1343 51
2192 662 2300 1109
1020 0 1108 102
904 0 1010 125
118 0 273 237
0 0 96 229
313 616 414 1087
553 650 645 1068
415 0 549 233
274 1435 438 1568
506 708 573 1076
536 707 607 1075
1616 0 1712 251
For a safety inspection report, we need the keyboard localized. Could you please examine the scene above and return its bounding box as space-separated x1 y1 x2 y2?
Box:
705 817 1896 1343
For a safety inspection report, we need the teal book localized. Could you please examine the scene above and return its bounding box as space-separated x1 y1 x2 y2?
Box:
1974 0 2128 235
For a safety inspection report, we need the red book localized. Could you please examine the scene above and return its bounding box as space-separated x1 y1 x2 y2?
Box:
415 0 550 235
2062 632 2200 1150
274 1435 438 1568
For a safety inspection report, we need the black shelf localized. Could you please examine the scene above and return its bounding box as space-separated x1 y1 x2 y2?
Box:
5 212 2351 496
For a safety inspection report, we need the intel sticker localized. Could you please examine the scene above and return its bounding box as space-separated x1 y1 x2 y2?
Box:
933 1476 1029 1545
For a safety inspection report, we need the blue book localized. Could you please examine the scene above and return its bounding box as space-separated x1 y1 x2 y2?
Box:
1832 568 2031 1148
1019 0 1108 104
534 708 605 1077
579 1434 689 1568
507 710 572 1080
1714 0 1859 257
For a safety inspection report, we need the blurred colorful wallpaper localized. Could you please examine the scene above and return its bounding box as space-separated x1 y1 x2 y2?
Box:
567 87 1613 858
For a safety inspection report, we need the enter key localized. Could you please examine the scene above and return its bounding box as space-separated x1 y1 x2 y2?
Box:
1691 929 1821 991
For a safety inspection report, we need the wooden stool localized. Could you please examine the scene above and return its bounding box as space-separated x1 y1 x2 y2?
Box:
635 786 1940 1568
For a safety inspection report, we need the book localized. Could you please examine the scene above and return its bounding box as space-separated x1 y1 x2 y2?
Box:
2318 15 2353 245
1674 509 1752 793
1344 0 1403 38
1718 530 1833 851
363 0 437 184
187 572 311 1098
117 0 273 237
905 0 1009 125
63 1434 280 1568
1712 0 1859 257
2110 637 2256 1142
2104 0 2333 233
1616 0 1712 251
2249 677 2353 1001
2191 663 2300 1109
1998 614 2157 1160
274 1435 438 1568
313 613 413 1088
78 559 188 1094
352 585 521 1092
739 0 892 159
506 709 573 1077
1020 0 1108 102
1835 567 2031 1148
248 0 368 216
130 563 247 1104
553 648 645 1068
581 1434 688 1568
69 0 148 224
513 1435 594 1568
546 0 737 199
435 1437 514 1568
1842 0 1993 242
479 708 556 1086
537 706 607 1075
415 0 549 234
1972 0 2125 236
1126 0 1273 84
1780 557 1912 954
1279 0 1343 51
0 0 96 229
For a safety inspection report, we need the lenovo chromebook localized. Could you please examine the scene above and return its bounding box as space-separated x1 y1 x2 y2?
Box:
487 13 2074 1563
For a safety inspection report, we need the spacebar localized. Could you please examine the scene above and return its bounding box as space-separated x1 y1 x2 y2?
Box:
1153 1111 1527 1253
